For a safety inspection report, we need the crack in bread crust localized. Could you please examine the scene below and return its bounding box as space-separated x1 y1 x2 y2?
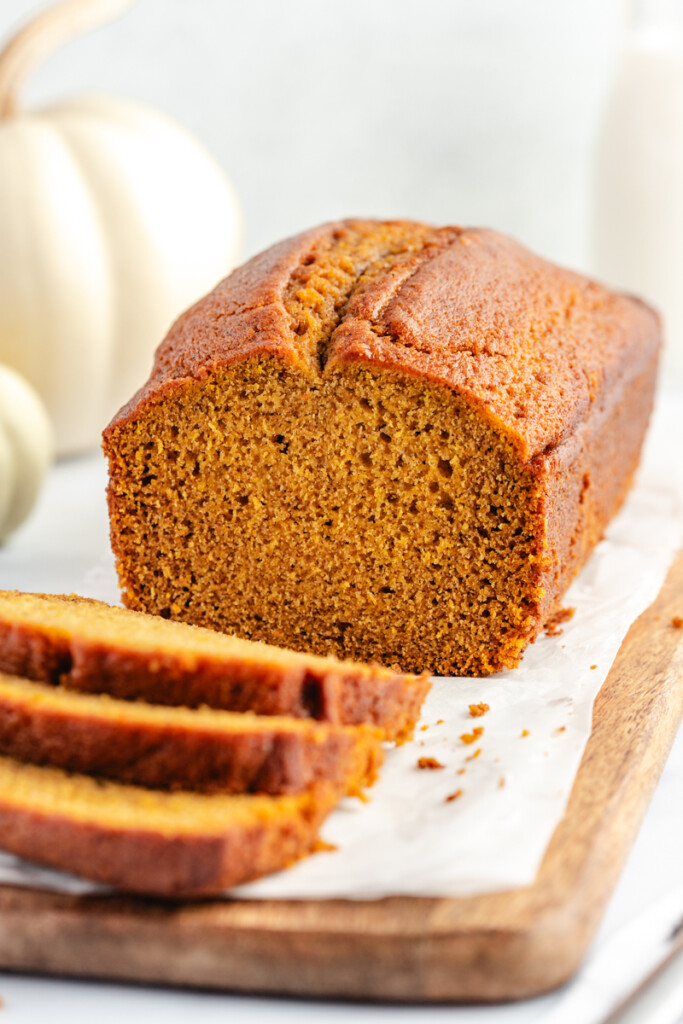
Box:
282 221 445 371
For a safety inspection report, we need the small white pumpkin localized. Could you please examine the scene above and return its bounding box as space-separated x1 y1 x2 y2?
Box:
0 0 241 455
0 364 53 544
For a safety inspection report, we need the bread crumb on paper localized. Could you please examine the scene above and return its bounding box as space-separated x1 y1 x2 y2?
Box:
445 789 463 803
521 729 530 738
469 702 490 718
417 757 445 770
545 607 575 637
314 839 338 854
460 727 484 745
465 748 482 762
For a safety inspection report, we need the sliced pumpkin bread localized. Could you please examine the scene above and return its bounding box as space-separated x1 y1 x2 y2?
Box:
0 672 382 795
0 591 430 741
0 755 337 897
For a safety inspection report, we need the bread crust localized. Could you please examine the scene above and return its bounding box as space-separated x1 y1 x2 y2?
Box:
103 220 660 674
0 593 429 741
0 673 383 795
105 220 659 464
0 769 335 898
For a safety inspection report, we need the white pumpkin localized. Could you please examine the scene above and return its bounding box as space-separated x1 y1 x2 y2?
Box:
0 364 53 544
0 0 241 455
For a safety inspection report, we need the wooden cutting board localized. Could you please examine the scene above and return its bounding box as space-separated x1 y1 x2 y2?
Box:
0 552 680 1003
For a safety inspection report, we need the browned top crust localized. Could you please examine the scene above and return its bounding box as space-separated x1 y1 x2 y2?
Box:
105 219 660 464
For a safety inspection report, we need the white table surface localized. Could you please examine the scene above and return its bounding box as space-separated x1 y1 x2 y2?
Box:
0 452 681 1023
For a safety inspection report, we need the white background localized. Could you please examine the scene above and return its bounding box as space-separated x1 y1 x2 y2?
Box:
3 0 624 267
1 1 682 1020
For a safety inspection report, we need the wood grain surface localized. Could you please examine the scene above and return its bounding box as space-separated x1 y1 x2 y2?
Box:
0 550 680 1003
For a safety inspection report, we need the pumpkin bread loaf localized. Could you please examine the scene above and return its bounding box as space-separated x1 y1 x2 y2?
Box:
0 591 428 741
104 220 660 676
0 672 383 795
0 755 337 897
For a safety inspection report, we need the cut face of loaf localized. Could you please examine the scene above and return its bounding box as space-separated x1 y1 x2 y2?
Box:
110 363 539 674
0 591 428 741
104 220 660 676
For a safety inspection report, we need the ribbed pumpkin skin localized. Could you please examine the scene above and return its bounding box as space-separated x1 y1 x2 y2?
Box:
0 365 52 543
0 94 241 455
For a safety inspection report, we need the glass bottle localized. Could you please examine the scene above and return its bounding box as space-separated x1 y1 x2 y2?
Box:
592 0 683 386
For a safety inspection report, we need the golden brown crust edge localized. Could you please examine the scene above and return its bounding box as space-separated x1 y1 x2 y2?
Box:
0 600 429 741
0 786 336 899
104 219 660 465
0 676 383 796
530 348 659 632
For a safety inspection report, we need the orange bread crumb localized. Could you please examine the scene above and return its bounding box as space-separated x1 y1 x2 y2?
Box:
469 702 490 718
545 607 576 638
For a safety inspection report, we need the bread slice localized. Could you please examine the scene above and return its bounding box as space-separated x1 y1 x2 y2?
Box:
0 755 337 897
0 591 429 741
0 672 382 795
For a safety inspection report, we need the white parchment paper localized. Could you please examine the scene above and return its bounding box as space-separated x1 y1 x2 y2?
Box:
0 396 680 900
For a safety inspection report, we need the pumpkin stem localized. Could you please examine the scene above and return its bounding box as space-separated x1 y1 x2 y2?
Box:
0 0 136 119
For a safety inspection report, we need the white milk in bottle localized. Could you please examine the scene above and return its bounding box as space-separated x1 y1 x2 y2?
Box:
593 0 683 386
